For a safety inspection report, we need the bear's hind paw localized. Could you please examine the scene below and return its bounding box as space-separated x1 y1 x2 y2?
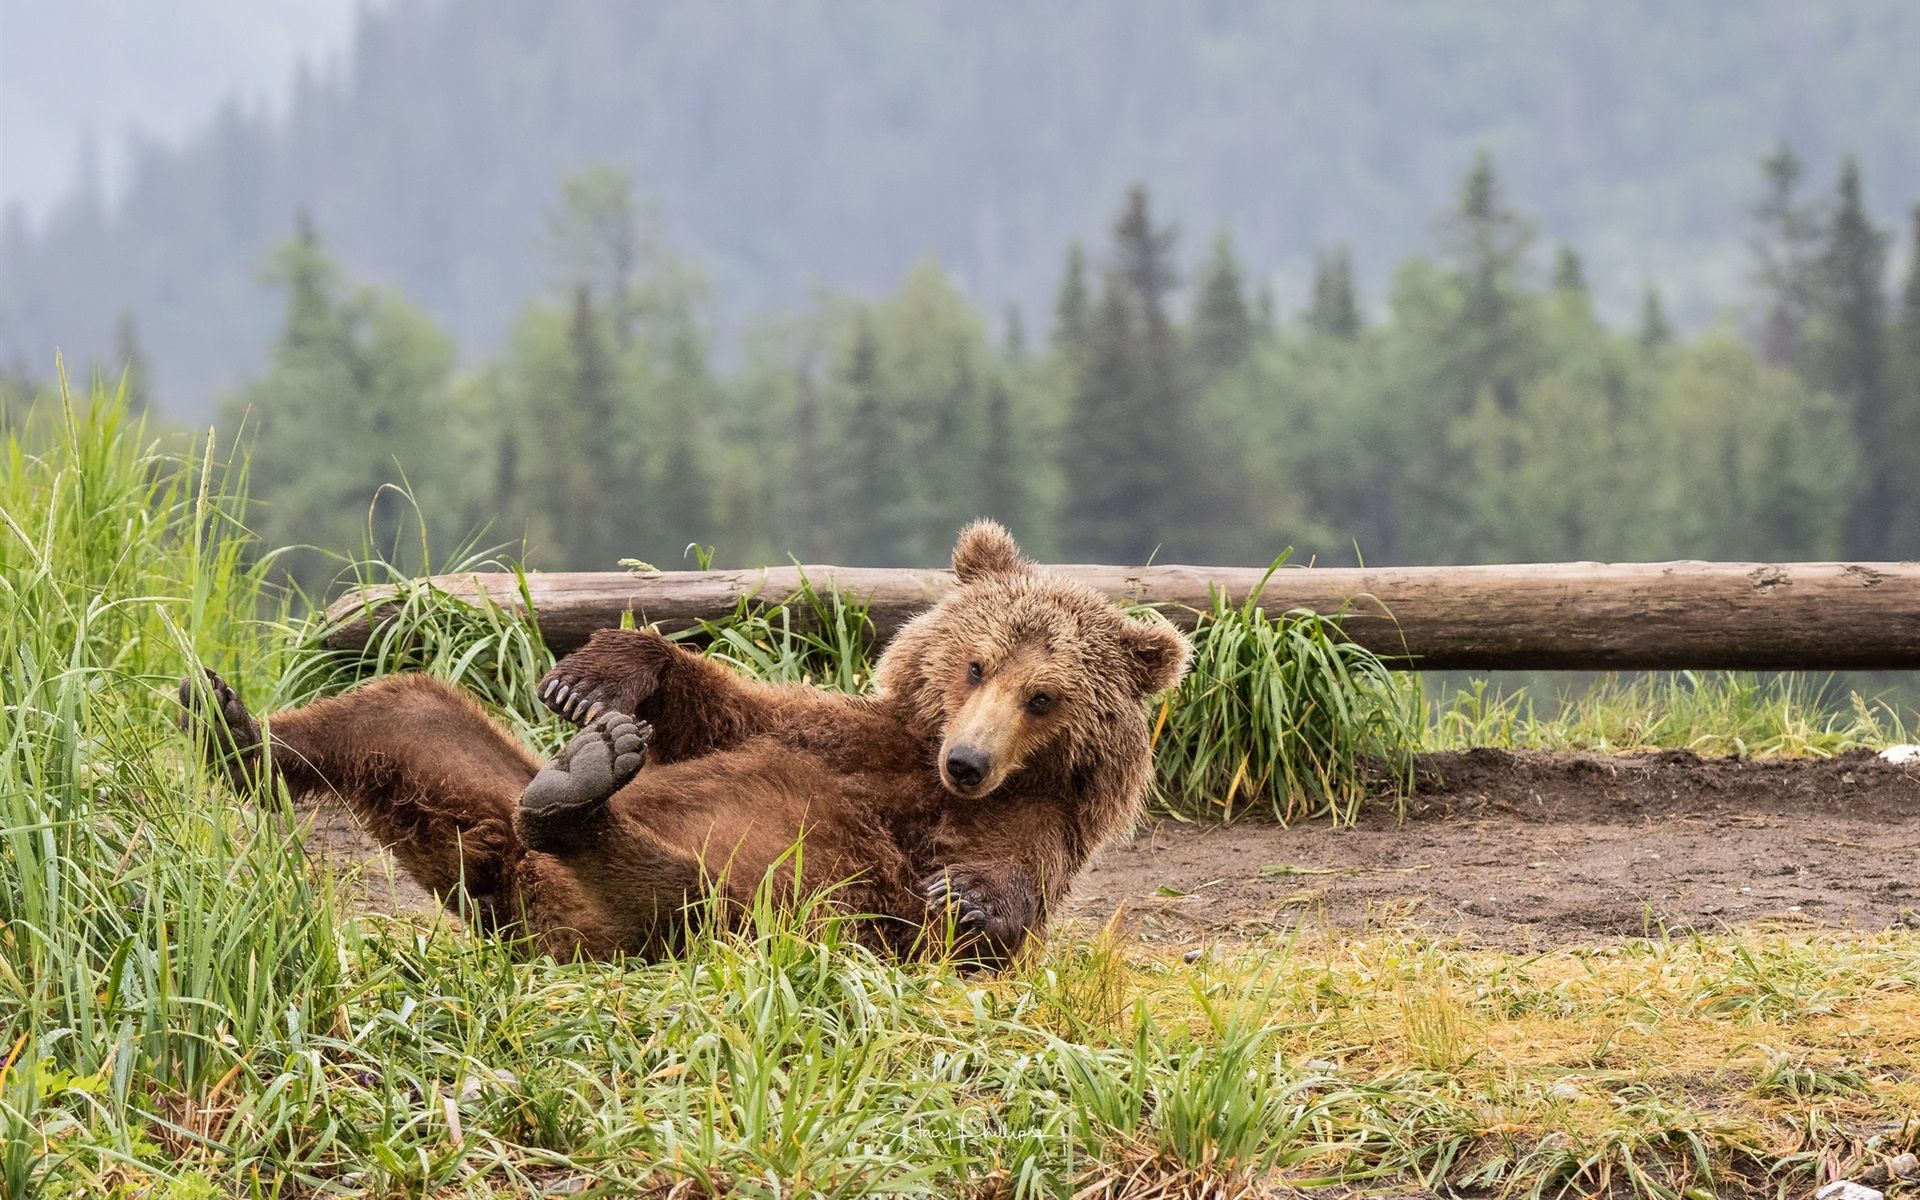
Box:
177 668 264 783
520 710 651 821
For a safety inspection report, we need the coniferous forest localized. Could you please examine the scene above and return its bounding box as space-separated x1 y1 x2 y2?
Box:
7 147 1920 587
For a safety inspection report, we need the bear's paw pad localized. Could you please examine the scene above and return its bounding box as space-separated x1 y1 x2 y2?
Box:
521 710 652 816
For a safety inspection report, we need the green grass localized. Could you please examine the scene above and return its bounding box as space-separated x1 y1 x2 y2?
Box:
6 388 1919 1198
1422 671 1911 758
1148 574 1420 824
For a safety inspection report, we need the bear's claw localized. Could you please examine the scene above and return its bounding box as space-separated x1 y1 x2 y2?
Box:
520 710 652 818
921 871 992 931
540 675 609 726
177 668 264 781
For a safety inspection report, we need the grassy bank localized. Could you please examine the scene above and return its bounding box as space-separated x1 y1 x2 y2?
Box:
4 393 1917 1197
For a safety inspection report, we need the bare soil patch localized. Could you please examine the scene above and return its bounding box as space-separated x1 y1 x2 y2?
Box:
1070 748 1920 950
303 748 1920 950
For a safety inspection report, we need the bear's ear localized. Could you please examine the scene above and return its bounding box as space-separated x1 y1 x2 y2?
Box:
1117 617 1192 696
951 519 1028 583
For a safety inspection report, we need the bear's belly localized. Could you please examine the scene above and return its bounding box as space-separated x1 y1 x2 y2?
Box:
607 741 943 905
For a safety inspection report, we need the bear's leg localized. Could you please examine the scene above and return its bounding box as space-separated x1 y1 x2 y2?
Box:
179 671 538 930
513 714 715 954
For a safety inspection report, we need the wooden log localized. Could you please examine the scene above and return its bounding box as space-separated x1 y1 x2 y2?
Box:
319 561 1920 671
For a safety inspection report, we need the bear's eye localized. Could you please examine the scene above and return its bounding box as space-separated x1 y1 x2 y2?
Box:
967 661 984 685
1026 692 1054 715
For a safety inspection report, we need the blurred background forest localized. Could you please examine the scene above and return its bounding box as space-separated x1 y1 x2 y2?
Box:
4 0 1920 588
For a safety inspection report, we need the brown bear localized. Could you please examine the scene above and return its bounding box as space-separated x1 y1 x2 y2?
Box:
179 521 1190 961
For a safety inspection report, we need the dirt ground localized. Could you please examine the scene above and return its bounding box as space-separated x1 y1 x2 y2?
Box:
307 748 1920 951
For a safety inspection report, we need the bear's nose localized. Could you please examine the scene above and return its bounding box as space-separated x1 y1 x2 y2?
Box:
944 745 990 790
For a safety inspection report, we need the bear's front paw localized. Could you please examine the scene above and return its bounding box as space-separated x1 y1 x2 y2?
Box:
538 629 674 726
921 870 993 931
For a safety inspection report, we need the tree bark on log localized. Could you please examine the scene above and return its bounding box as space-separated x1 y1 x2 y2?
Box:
319 561 1920 671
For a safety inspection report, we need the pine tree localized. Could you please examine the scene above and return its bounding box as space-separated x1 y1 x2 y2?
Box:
1305 244 1361 339
1192 231 1254 375
1895 204 1920 552
1638 286 1673 351
838 313 912 564
1552 245 1587 296
789 362 831 561
978 375 1028 535
1003 304 1028 362
1052 242 1091 354
1062 279 1148 560
1438 150 1532 332
113 312 151 414
1815 159 1891 557
1749 141 1823 369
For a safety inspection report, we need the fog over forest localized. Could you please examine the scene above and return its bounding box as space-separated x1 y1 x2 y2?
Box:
3 1 1919 575
4 1 1918 415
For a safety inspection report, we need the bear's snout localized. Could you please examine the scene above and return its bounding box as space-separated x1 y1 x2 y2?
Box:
943 744 991 792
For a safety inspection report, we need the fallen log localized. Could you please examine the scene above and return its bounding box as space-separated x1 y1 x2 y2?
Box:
319 560 1920 671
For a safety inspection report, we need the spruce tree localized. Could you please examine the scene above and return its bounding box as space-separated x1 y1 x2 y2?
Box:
113 312 151 414
1305 244 1361 339
1003 304 1028 362
1062 279 1147 560
1904 205 1920 351
1438 150 1532 333
546 167 645 347
1896 204 1920 552
838 313 912 564
227 220 456 588
789 364 831 561
1638 286 1673 351
1192 231 1254 375
554 284 623 566
1749 141 1823 369
650 322 716 555
1552 245 1587 296
1052 242 1092 354
1107 184 1192 555
1815 159 1891 558
979 375 1028 535
1254 282 1278 335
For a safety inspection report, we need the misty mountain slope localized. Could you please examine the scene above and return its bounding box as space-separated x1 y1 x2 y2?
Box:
3 0 1917 418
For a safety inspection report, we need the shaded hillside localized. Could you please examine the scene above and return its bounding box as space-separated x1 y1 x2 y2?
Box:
4 0 1919 417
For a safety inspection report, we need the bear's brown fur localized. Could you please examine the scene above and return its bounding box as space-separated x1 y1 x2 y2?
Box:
179 522 1190 961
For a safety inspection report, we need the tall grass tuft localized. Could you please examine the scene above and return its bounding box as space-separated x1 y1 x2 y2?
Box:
0 381 344 1194
1151 563 1419 823
692 572 877 692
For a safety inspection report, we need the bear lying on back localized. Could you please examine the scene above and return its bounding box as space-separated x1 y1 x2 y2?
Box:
180 521 1191 961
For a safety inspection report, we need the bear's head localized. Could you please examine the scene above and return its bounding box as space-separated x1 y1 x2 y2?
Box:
875 520 1192 799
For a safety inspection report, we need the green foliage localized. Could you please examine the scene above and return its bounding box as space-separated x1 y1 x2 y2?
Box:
1424 671 1909 758
222 217 460 591
1151 576 1419 824
125 147 1910 580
